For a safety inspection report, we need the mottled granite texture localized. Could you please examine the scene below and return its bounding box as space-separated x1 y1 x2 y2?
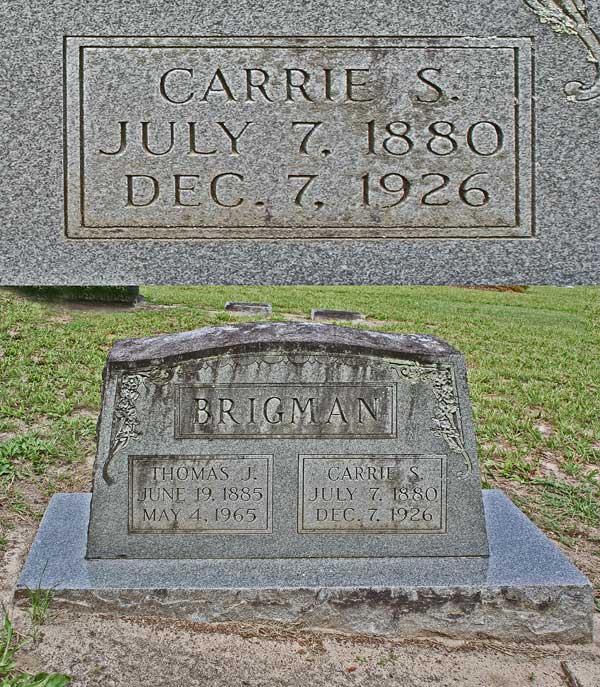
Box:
15 491 594 643
0 1 599 284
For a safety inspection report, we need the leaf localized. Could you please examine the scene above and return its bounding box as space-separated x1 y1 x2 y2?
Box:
33 674 71 687
15 673 71 687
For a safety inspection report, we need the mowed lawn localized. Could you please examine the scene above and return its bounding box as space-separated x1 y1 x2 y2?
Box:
0 286 598 605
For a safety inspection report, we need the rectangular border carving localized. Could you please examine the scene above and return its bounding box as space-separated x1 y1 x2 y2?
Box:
173 383 397 439
128 454 273 535
297 454 448 534
64 35 534 240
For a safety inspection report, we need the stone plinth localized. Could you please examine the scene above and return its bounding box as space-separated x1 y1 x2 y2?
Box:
16 491 594 643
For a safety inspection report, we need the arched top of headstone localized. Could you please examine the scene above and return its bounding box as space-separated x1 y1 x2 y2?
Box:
108 322 458 369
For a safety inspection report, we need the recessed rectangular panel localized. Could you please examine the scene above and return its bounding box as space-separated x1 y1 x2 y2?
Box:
298 455 447 533
128 455 272 534
174 383 396 438
65 36 533 239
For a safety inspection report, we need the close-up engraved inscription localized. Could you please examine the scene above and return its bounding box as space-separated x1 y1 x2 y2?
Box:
299 455 446 533
175 383 395 438
129 455 272 534
64 36 534 239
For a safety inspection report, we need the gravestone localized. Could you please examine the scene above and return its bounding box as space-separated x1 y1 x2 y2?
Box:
225 301 273 315
16 286 141 305
87 322 487 559
1 1 599 285
17 323 594 642
311 309 365 322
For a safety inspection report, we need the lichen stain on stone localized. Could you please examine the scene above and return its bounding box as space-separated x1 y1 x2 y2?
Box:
323 588 485 618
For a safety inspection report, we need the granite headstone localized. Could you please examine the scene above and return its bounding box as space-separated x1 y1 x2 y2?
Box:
1 1 599 284
87 322 488 559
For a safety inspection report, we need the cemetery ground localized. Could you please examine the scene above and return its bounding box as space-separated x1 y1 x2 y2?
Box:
0 285 599 686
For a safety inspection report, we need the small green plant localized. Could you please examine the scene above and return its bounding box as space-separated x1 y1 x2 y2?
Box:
377 649 398 667
0 436 57 481
0 608 70 687
26 590 53 643
0 611 22 677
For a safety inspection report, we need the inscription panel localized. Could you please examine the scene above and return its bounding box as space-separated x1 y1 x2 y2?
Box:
175 383 396 438
299 455 447 533
65 36 533 239
129 455 272 534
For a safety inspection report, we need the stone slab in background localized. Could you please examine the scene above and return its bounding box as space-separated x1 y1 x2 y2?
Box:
86 323 489 559
14 286 142 305
311 309 365 322
225 302 273 315
0 1 599 285
15 490 594 643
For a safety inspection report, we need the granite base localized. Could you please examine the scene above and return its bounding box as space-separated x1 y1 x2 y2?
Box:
15 490 594 643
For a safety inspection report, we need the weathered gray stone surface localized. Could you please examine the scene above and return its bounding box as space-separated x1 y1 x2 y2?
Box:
311 309 365 322
225 302 272 315
0 1 599 284
87 322 488 559
16 491 595 643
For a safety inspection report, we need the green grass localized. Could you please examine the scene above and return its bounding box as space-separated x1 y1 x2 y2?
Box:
0 610 70 686
25 589 53 643
0 285 599 600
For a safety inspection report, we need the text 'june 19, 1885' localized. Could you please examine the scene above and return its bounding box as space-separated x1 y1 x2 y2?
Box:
65 36 533 239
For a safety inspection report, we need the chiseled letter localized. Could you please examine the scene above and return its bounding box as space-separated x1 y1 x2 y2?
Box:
160 68 194 104
264 397 284 424
195 399 211 424
245 69 274 102
99 121 128 155
174 175 201 207
326 398 348 424
285 69 313 102
357 397 378 423
201 69 237 101
346 69 374 102
126 175 159 207
291 397 316 424
416 67 444 103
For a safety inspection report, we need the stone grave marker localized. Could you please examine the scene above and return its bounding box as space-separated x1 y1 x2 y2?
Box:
17 323 594 642
225 302 273 315
1 1 599 284
87 322 487 559
311 309 365 322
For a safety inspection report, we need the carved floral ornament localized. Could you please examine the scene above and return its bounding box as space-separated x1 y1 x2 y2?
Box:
388 361 473 480
103 367 176 485
525 0 600 101
102 356 472 484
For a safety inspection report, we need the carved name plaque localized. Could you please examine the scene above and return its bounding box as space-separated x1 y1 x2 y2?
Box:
3 2 600 284
87 323 489 559
65 36 533 239
129 455 272 534
299 455 446 533
174 383 395 437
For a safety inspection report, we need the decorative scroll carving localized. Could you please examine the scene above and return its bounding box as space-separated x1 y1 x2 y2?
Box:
103 367 176 485
525 0 600 101
391 361 473 480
